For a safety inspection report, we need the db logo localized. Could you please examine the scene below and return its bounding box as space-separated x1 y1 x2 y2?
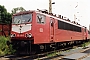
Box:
40 28 43 32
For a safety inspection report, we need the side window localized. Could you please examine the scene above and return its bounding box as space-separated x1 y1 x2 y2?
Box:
58 20 81 32
37 14 46 24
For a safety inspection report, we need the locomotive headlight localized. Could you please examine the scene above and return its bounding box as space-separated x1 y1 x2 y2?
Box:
10 34 16 37
28 34 32 37
26 33 32 38
10 34 13 37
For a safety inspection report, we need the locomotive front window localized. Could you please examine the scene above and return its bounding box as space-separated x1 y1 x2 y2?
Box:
13 14 32 24
13 15 21 24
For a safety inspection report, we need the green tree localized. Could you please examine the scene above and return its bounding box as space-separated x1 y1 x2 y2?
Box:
0 5 12 24
11 7 26 15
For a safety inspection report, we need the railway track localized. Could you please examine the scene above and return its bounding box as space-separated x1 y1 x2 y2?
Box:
48 47 90 60
0 42 90 60
0 46 75 60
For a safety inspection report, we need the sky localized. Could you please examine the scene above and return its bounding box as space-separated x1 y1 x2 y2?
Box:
0 0 90 29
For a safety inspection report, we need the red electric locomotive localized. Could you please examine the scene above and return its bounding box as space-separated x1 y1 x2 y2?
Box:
10 10 89 54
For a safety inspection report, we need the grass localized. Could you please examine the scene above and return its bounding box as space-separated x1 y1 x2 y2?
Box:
0 36 15 56
82 41 90 48
47 52 57 57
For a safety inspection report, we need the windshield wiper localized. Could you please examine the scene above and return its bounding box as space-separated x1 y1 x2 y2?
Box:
28 18 31 22
18 19 21 23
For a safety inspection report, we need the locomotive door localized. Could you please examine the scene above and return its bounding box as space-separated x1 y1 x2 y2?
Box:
50 18 55 42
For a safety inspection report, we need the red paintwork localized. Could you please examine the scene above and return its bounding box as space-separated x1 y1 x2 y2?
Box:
0 24 11 36
33 14 50 44
11 10 90 44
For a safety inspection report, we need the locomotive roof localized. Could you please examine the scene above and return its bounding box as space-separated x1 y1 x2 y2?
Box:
13 10 34 16
36 11 85 28
13 10 85 28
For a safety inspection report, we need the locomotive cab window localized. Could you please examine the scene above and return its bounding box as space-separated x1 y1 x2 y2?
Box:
37 14 46 24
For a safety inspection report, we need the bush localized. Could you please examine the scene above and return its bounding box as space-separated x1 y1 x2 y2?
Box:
0 36 15 56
